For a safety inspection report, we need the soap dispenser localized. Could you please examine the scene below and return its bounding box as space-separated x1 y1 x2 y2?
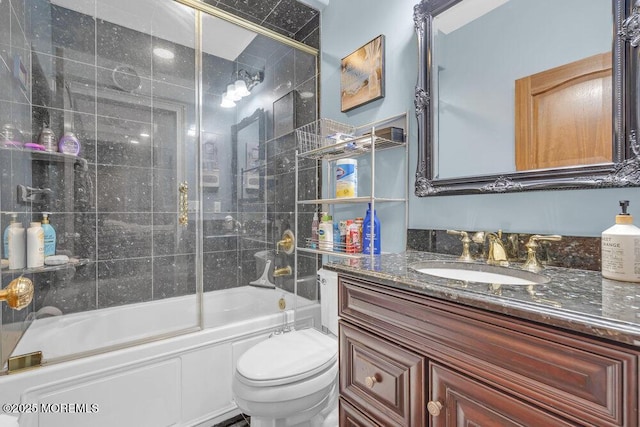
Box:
601 200 640 282
41 212 56 257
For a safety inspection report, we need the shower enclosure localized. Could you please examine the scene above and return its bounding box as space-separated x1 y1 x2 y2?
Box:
0 0 319 374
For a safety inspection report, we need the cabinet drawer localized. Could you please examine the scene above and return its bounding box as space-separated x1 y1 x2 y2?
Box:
339 275 638 426
339 398 382 426
429 362 576 426
340 322 425 427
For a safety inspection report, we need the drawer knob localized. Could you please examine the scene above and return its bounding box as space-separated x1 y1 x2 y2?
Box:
364 375 379 388
427 400 443 417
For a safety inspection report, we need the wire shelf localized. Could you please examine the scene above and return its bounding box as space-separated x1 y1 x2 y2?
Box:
295 119 357 154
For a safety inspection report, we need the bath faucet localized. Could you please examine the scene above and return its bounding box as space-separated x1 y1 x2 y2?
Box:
276 230 295 255
487 231 509 266
446 230 474 262
522 234 562 272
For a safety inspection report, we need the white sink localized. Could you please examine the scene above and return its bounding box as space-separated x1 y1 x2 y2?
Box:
410 261 549 286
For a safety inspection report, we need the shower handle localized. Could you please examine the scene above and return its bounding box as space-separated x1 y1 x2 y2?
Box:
0 277 34 310
179 182 189 226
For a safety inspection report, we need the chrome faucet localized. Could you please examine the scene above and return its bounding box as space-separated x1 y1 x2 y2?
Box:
224 215 244 233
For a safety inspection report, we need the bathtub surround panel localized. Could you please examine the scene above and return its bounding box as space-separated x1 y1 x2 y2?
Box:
0 289 319 426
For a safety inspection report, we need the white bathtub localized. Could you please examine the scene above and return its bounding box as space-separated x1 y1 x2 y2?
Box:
0 286 321 427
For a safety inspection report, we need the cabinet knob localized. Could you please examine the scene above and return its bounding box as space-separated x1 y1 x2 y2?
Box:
364 375 379 388
427 400 443 417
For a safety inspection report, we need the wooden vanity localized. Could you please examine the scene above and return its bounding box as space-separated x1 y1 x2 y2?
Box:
337 273 640 426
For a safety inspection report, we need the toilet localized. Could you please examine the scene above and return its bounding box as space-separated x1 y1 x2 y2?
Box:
232 269 339 427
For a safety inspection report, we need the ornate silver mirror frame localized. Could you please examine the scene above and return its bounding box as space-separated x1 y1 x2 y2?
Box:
414 0 640 196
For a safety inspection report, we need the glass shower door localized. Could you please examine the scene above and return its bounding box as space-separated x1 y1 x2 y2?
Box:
0 0 201 372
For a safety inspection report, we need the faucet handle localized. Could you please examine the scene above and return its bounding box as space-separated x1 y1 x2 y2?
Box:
446 230 474 262
522 234 562 272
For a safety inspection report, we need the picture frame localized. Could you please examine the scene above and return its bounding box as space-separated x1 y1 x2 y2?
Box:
340 34 385 112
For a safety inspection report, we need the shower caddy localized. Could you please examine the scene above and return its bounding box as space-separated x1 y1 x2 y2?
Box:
293 112 409 261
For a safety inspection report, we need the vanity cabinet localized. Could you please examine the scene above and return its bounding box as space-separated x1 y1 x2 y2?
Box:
338 274 639 426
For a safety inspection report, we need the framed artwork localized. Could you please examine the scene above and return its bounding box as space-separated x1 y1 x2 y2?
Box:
340 34 385 112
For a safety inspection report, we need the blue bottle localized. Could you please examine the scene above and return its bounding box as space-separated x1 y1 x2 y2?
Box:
333 221 341 252
362 203 380 254
41 212 56 256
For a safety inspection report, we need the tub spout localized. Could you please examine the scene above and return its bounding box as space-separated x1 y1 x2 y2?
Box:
273 266 292 277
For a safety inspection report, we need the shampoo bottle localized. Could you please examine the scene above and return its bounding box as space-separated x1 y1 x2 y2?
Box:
27 222 45 269
362 203 381 255
41 212 56 256
318 214 333 251
8 220 25 269
3 212 17 259
601 200 640 282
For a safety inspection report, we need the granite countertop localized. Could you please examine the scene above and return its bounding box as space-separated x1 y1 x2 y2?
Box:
324 251 640 348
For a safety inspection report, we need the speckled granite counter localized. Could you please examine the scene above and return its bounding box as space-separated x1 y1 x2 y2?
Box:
324 251 640 348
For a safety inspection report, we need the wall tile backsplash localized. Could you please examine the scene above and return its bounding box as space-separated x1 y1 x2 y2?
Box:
407 229 601 271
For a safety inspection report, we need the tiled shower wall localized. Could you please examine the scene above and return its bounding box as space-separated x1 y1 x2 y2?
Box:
1 0 35 329
1 0 320 332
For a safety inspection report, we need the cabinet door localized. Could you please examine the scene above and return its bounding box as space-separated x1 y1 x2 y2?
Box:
429 362 576 426
340 322 425 427
340 398 382 426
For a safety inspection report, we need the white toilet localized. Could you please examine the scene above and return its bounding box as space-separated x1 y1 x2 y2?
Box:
232 269 339 427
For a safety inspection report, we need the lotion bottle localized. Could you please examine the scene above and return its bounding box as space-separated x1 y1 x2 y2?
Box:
3 212 17 259
27 222 45 269
41 212 56 256
601 200 640 282
8 220 25 269
318 213 333 251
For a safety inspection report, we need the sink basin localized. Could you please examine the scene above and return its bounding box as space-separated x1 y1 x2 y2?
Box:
410 261 550 286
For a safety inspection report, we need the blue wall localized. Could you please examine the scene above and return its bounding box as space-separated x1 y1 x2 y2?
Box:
320 0 638 238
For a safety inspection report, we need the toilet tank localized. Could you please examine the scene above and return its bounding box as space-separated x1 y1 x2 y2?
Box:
317 268 338 336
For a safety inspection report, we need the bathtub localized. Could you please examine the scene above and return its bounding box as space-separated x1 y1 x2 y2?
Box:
0 286 321 427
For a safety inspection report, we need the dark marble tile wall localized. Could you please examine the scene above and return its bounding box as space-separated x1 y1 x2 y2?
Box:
204 0 320 49
407 229 601 271
1 0 35 330
207 27 319 300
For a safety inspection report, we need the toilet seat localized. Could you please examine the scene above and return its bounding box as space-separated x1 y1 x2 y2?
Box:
236 328 337 387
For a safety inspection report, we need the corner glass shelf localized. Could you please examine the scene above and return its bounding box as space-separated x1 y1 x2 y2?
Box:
0 146 88 170
1 257 90 275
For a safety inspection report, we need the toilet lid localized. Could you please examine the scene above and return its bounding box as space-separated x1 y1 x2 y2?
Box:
237 329 337 385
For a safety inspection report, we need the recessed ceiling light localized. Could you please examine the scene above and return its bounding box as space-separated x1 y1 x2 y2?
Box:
153 47 175 60
130 139 140 144
140 132 150 138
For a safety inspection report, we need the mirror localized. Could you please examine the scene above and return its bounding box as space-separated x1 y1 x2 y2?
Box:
413 0 640 196
232 108 265 207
